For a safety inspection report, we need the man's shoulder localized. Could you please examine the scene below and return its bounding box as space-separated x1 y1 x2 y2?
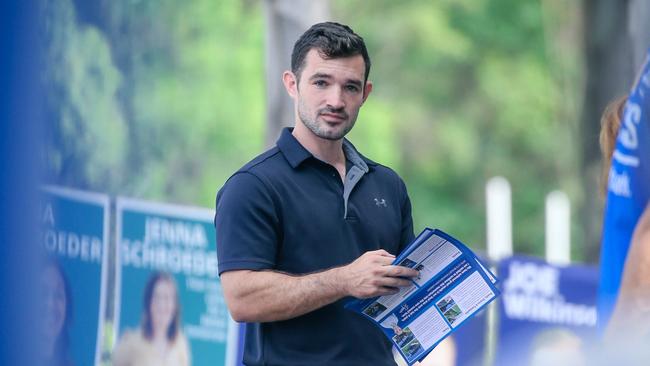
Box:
219 146 287 196
237 146 285 175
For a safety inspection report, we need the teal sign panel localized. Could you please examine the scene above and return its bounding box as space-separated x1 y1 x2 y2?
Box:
114 197 237 366
41 186 109 366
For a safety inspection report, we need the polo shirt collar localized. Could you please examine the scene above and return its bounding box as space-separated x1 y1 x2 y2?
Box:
277 127 377 170
342 139 369 173
277 128 311 168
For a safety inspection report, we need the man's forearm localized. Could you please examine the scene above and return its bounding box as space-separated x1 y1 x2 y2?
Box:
221 250 418 323
221 268 345 323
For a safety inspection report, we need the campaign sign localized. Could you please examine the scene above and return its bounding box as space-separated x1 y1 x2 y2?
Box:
114 198 238 366
598 48 650 327
41 186 110 366
495 255 598 366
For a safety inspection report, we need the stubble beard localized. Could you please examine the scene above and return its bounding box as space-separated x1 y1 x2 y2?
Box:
297 99 356 141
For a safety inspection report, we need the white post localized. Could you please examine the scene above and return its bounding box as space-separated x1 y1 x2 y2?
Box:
545 190 571 265
484 176 512 366
486 176 513 261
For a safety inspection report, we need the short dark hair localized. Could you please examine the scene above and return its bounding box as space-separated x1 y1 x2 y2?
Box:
291 22 371 84
142 271 181 342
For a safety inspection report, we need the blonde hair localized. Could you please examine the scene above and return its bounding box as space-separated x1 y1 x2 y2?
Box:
599 96 628 196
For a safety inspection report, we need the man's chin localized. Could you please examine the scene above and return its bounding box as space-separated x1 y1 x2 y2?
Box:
316 130 347 141
316 124 354 141
299 117 353 141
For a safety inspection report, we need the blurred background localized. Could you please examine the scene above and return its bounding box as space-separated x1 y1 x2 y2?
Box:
42 0 649 260
14 0 647 365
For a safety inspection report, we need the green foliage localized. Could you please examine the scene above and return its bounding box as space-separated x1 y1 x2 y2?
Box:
44 0 585 259
333 0 583 257
44 0 127 191
102 0 265 203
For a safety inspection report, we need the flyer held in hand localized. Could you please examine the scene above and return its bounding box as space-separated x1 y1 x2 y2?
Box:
346 228 500 365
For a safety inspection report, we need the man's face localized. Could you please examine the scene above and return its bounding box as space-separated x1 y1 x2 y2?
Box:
287 49 372 141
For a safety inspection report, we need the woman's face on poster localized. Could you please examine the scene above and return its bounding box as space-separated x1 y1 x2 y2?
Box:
42 265 67 342
150 279 176 333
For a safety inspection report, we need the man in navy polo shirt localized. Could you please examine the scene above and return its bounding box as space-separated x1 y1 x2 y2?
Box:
215 22 419 365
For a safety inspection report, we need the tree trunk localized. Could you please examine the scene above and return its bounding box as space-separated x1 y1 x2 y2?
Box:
263 0 330 147
628 0 650 70
580 0 633 261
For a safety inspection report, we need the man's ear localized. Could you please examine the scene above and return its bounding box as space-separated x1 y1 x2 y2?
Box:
282 71 298 98
362 80 373 103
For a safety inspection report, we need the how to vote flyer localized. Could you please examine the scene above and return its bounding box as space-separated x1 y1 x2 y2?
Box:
346 229 500 365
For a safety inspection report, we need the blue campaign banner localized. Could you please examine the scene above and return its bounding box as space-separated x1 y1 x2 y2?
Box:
114 198 238 366
41 186 110 366
598 48 650 328
495 255 598 366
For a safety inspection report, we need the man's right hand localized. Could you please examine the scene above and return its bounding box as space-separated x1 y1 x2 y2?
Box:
221 249 419 323
335 249 419 299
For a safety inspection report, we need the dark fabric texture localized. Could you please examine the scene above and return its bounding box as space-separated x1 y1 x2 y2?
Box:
215 128 415 366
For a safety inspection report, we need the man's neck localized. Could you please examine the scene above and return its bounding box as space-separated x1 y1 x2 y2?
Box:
292 124 346 167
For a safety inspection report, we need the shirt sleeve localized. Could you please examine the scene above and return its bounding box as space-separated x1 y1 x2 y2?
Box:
215 171 281 275
111 331 135 366
398 177 415 253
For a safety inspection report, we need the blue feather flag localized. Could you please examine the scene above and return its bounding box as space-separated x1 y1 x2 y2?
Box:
597 48 650 331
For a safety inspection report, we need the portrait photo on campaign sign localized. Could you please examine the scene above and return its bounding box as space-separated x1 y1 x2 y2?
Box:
40 186 110 366
113 198 238 366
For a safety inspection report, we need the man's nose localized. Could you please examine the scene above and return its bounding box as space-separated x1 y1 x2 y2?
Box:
326 87 345 109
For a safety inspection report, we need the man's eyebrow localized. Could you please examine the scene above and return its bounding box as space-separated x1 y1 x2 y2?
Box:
308 73 363 87
308 73 333 81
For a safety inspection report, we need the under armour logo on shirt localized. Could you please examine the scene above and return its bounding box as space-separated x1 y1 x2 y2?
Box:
374 198 387 207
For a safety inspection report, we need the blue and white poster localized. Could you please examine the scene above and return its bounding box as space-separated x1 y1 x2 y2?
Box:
114 198 238 366
40 186 110 366
495 255 598 366
598 47 650 328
